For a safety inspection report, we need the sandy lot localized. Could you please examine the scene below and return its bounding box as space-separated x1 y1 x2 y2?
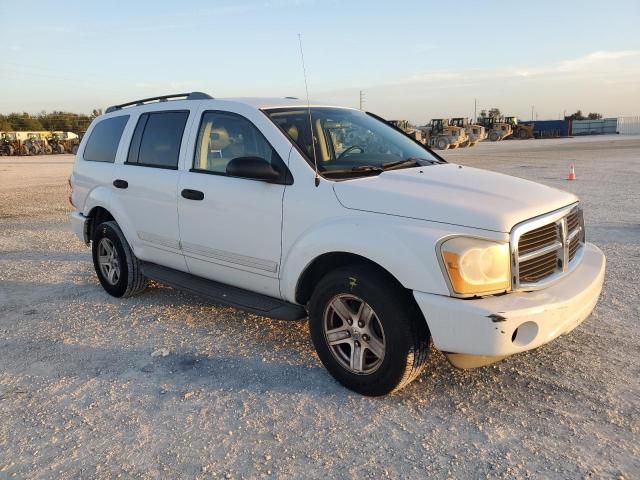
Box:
1 136 639 479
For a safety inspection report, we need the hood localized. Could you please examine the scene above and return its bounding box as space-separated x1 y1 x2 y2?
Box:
332 164 578 232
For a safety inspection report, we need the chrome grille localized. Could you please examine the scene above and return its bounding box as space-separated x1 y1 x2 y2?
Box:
511 205 585 290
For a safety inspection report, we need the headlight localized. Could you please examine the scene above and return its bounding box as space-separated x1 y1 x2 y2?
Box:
440 237 511 296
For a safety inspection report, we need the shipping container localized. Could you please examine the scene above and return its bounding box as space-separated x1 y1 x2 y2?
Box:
520 120 571 138
617 116 640 135
570 118 617 136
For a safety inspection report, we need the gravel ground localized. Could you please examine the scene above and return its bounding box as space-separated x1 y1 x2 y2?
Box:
0 136 638 479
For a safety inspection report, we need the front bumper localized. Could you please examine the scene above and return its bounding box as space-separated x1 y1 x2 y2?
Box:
414 242 605 358
71 211 90 244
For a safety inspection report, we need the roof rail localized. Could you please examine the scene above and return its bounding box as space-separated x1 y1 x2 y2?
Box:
105 92 213 114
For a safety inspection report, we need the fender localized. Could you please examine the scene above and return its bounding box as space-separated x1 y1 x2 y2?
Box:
82 185 137 254
279 215 500 303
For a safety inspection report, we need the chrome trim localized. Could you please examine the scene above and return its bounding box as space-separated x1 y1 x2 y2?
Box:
510 202 585 291
181 241 278 273
518 241 562 262
568 226 583 241
137 231 181 250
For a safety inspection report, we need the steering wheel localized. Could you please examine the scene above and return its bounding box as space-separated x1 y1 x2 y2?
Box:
337 145 364 160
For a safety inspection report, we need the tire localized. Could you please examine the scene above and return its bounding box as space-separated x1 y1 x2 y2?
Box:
489 131 500 141
71 144 79 155
45 145 53 154
308 265 430 396
91 221 147 298
459 139 470 148
436 137 448 150
518 129 529 140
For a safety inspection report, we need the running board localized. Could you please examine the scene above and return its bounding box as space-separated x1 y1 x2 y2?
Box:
140 262 307 321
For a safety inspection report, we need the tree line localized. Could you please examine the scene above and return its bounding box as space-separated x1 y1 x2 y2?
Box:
0 109 103 133
477 108 602 121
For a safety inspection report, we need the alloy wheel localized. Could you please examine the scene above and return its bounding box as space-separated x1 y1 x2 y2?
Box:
322 294 386 374
97 237 121 285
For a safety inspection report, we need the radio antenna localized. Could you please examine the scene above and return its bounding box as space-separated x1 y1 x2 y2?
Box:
297 33 320 187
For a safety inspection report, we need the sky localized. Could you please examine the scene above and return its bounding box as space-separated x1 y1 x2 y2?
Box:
1 0 639 123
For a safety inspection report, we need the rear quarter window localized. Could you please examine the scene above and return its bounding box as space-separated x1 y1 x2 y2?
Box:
83 115 129 163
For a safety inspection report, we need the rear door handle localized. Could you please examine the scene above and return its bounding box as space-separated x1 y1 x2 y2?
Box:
181 189 204 201
113 179 128 189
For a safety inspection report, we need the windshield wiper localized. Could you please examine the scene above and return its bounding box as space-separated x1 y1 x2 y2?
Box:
321 165 384 178
351 165 384 172
382 157 440 170
382 158 419 170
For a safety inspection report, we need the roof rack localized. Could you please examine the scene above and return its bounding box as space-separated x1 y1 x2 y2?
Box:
105 92 213 114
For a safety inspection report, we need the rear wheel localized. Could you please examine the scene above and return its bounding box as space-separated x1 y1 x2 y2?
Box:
489 131 500 141
92 221 147 298
71 144 79 155
518 129 529 139
309 265 430 396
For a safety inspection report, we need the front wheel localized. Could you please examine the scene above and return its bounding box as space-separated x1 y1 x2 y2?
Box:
309 265 430 396
489 131 500 141
92 221 147 298
436 137 449 150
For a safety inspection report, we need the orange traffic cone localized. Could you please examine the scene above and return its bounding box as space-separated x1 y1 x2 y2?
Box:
568 164 576 181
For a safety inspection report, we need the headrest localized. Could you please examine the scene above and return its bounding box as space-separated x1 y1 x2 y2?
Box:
209 127 230 150
286 125 299 141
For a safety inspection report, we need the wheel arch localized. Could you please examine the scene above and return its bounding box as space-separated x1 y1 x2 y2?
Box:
295 251 407 306
86 205 115 241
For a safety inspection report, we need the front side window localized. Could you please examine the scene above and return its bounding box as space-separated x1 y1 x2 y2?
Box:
264 107 441 179
127 111 189 169
193 111 279 174
83 115 129 163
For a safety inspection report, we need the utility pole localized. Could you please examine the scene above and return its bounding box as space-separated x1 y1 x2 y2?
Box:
474 98 477 123
359 90 364 111
531 105 534 122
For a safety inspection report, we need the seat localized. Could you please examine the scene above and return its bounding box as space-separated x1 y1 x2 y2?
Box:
198 125 231 172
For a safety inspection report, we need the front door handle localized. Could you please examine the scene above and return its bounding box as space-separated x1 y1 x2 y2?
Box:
181 189 204 201
113 179 128 189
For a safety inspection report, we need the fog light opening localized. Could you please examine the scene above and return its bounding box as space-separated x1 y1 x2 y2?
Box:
511 321 539 347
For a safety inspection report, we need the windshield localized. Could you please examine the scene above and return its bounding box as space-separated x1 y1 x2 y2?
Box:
264 107 442 178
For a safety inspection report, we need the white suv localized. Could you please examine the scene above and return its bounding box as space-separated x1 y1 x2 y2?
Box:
70 92 606 396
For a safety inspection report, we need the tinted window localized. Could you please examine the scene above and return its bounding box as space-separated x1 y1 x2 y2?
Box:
127 111 189 169
83 115 129 163
193 111 278 174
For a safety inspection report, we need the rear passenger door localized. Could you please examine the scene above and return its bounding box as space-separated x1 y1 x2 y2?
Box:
110 109 191 271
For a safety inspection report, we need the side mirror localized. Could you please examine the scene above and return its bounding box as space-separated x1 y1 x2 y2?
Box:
226 156 280 182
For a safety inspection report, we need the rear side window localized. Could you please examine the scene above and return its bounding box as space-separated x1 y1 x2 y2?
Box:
127 111 189 169
83 115 129 163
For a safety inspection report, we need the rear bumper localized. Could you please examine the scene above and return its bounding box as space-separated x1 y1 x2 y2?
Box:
414 243 605 358
71 211 89 244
